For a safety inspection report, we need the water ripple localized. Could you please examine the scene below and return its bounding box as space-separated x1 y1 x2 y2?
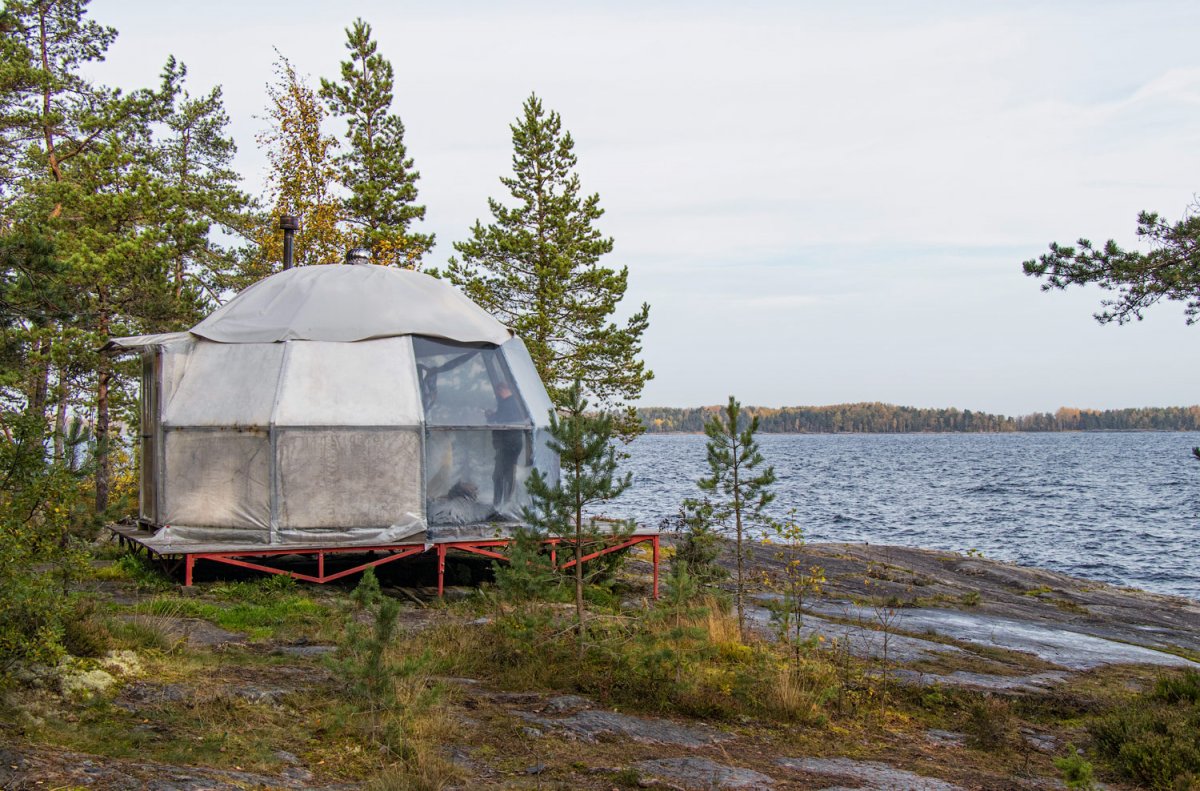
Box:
612 432 1200 600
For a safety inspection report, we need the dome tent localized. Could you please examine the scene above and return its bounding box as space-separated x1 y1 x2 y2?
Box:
108 264 558 548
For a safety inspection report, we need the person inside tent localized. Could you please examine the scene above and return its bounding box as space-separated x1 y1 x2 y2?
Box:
488 382 525 508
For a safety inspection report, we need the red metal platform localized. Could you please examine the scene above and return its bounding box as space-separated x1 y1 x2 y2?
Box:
108 524 660 597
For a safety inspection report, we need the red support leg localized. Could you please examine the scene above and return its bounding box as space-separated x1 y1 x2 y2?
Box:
652 535 660 599
318 551 325 581
437 544 446 597
185 555 194 587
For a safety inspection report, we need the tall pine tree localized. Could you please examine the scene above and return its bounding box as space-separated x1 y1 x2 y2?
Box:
441 94 651 436
1 1 252 511
156 57 252 308
320 19 432 268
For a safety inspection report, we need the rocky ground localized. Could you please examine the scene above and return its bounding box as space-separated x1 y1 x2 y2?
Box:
1 538 1197 790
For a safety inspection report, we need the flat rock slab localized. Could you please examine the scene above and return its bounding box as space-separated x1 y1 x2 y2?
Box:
0 744 349 791
925 729 966 747
778 757 964 791
272 643 336 658
635 757 775 789
749 603 964 663
541 694 594 714
891 668 1071 693
517 709 731 747
809 602 1198 670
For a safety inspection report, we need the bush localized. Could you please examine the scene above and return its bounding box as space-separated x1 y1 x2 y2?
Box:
492 525 559 601
61 597 111 658
0 414 88 684
1089 700 1200 789
964 696 1017 752
1153 670 1200 705
1054 745 1096 790
667 499 729 587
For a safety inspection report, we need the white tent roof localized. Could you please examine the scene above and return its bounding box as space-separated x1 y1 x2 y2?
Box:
184 264 512 345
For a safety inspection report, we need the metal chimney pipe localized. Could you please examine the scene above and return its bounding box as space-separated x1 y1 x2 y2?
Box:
279 215 300 270
345 247 371 265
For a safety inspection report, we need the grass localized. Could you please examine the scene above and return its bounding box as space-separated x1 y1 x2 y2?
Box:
125 590 330 640
92 553 174 592
11 543 1200 791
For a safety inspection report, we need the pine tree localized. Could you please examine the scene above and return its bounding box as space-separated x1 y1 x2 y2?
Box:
254 52 351 275
156 57 252 308
697 396 776 638
523 380 631 646
441 94 651 436
2 2 254 512
320 19 432 268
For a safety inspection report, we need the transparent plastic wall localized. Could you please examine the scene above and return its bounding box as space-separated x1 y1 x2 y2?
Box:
500 338 559 489
415 337 534 530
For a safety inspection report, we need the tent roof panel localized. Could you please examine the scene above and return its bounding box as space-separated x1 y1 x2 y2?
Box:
190 264 512 345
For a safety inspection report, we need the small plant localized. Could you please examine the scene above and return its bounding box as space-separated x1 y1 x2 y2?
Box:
61 596 111 658
762 509 825 660
668 498 729 589
960 591 981 607
612 767 641 788
523 380 632 648
1054 745 1096 790
336 568 401 706
1153 669 1200 704
110 552 173 592
964 696 1017 752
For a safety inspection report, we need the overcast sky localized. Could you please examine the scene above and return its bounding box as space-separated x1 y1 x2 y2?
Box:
90 0 1200 415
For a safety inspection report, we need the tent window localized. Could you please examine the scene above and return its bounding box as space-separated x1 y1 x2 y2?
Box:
413 338 529 427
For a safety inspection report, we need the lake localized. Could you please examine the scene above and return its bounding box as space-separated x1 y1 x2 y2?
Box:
613 432 1200 600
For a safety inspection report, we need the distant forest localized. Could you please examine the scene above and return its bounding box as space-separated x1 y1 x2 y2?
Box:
638 404 1200 433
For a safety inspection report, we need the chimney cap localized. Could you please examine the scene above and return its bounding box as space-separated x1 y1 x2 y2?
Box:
345 247 371 265
279 215 300 231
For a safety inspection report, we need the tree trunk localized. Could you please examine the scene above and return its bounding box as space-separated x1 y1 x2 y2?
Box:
574 457 586 655
95 301 111 513
94 362 110 513
29 334 51 419
733 447 744 639
53 366 68 461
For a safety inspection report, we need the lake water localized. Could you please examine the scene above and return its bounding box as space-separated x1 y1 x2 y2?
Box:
612 432 1200 600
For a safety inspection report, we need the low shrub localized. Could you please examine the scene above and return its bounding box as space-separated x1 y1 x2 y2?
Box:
61 597 111 658
1088 671 1200 789
1054 745 1096 790
964 695 1017 752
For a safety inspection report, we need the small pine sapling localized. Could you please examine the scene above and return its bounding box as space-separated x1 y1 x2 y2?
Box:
650 564 711 684
523 381 631 647
336 568 400 708
697 396 776 638
492 524 558 601
671 498 730 590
